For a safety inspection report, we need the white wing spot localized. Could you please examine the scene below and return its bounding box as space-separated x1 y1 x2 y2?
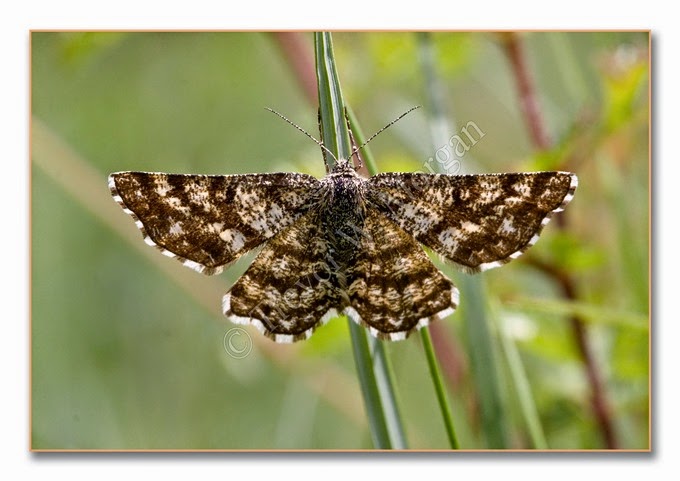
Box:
154 177 172 197
219 228 246 252
267 203 284 224
169 222 184 235
499 217 516 234
438 227 460 252
167 197 191 215
399 202 441 236
461 221 481 233
210 222 225 233
249 218 274 237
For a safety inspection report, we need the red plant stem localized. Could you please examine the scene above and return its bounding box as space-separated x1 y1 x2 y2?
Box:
429 322 466 387
270 32 318 105
527 259 618 449
501 33 552 150
501 32 618 449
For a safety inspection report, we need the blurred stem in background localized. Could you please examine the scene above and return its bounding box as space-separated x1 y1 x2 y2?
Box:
499 32 618 449
417 32 511 449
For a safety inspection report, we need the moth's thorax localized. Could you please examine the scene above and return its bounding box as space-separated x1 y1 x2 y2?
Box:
319 158 367 265
320 158 366 207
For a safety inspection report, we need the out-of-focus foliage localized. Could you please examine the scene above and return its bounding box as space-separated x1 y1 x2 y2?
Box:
31 32 649 450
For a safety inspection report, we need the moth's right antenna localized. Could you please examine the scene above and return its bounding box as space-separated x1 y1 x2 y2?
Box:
349 105 421 161
344 109 363 171
266 108 338 165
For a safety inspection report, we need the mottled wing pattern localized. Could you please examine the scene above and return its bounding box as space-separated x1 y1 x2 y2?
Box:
223 211 345 343
366 172 577 272
109 171 320 275
344 209 459 341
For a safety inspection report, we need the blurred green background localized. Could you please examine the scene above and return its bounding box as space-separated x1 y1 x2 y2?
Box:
31 32 649 450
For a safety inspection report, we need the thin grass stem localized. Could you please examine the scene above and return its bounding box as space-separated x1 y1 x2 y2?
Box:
420 329 459 448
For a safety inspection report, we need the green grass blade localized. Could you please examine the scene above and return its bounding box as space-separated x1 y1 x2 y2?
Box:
368 337 408 448
315 32 351 166
495 311 548 449
315 31 407 449
458 277 509 448
420 329 460 448
347 322 392 447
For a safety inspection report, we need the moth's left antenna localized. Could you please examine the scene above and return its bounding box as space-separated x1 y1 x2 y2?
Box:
266 108 338 164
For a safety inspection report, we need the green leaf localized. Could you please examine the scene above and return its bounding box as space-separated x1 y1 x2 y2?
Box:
420 329 459 448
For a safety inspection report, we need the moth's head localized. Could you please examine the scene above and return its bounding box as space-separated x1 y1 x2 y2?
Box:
332 158 358 174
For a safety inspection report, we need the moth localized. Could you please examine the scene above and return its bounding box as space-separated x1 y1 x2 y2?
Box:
109 111 577 343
